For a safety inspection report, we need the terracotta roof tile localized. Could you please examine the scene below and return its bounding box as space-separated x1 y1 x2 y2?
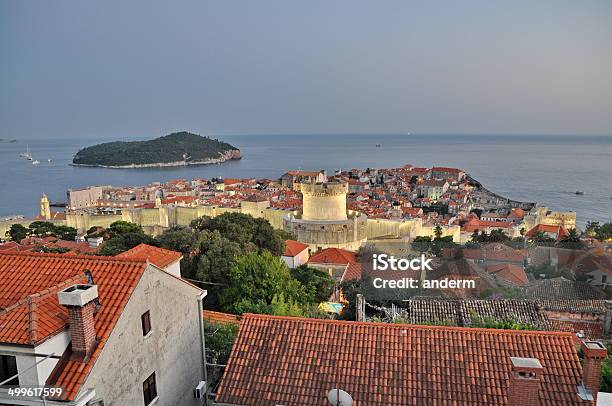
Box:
526 224 569 240
486 263 529 286
0 252 149 401
282 240 309 257
308 248 357 266
117 243 182 269
203 310 241 326
216 314 589 405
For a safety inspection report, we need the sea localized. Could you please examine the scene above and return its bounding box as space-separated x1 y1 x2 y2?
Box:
1 134 610 228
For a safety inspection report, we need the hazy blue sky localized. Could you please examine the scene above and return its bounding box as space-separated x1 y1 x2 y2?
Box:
1 1 611 139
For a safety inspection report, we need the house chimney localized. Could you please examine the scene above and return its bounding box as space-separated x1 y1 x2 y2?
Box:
58 284 98 358
580 341 607 402
507 357 543 406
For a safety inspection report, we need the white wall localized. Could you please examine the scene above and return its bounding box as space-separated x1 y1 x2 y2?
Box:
164 260 181 278
77 265 205 406
0 331 69 387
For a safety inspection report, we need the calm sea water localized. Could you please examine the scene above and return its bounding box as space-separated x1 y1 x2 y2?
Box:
1 134 610 227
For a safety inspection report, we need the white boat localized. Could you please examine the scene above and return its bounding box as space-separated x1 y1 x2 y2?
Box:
32 160 40 165
48 159 52 163
20 145 33 160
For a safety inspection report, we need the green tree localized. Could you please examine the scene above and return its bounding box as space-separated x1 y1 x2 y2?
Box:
412 236 432 254
193 230 243 307
40 246 70 254
488 229 510 243
431 235 455 257
595 222 612 241
53 225 78 241
530 231 555 246
290 265 335 303
557 228 584 250
108 221 143 237
7 224 28 241
98 232 156 256
204 321 238 365
28 221 56 237
219 251 305 314
190 213 285 256
601 342 612 392
86 226 108 239
433 225 443 239
157 226 197 255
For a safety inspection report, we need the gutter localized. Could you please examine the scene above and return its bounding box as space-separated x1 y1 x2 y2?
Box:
197 291 208 388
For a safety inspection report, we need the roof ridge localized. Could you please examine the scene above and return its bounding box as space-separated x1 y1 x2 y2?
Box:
28 296 38 343
0 251 149 263
241 313 578 337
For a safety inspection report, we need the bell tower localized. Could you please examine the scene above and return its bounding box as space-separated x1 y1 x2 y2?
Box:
40 193 51 220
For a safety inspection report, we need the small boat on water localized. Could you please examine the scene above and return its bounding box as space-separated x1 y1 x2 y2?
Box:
20 145 33 160
32 160 40 165
375 144 382 147
575 191 584 195
48 158 52 163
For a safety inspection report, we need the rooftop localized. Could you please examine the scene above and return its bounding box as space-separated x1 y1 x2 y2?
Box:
0 252 149 400
216 314 589 406
117 243 182 269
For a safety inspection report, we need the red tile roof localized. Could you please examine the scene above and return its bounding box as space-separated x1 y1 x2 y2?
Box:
203 310 241 326
308 248 357 266
526 224 569 240
117 243 182 269
487 263 529 286
462 217 513 232
0 252 149 401
0 274 86 345
282 240 309 257
341 263 362 282
216 314 590 406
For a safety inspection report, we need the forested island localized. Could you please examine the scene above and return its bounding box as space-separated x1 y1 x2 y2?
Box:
72 131 241 168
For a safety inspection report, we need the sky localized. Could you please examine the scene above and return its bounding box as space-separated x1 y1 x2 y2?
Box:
1 0 612 139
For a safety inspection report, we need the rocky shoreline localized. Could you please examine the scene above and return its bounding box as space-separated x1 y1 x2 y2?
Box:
71 149 241 169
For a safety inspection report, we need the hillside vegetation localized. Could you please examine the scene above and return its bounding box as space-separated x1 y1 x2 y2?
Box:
72 131 240 167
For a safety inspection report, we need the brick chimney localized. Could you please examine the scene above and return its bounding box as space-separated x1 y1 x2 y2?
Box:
58 284 98 358
580 341 607 402
507 357 543 406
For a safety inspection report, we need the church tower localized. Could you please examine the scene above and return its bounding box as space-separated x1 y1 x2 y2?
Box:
40 193 51 220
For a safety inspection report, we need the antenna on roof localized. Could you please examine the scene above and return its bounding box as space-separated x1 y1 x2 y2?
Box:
327 389 353 406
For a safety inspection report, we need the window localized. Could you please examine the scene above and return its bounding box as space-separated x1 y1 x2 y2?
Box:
0 355 19 386
602 275 607 285
141 311 151 336
142 372 157 405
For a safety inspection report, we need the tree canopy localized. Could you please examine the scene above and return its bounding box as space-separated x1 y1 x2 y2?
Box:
5 221 77 242
219 251 307 314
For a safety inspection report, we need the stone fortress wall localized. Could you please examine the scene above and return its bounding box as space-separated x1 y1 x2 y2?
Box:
0 189 570 250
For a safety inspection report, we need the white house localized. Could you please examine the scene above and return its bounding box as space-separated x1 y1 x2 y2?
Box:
281 240 310 268
0 252 206 406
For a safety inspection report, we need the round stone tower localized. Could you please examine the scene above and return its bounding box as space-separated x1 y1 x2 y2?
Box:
283 181 367 251
301 181 348 221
